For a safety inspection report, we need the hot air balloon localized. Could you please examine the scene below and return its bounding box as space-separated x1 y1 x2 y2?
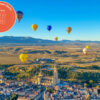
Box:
66 27 72 34
55 37 58 41
86 45 91 49
89 80 93 83
47 25 52 31
32 24 38 31
84 83 87 87
16 11 23 22
83 48 88 55
19 54 28 62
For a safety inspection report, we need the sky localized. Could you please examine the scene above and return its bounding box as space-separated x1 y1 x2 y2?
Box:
0 0 100 41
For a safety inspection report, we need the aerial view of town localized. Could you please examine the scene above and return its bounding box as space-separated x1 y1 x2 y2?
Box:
0 0 100 100
0 44 100 100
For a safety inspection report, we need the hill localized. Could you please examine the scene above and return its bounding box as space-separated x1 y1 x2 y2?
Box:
0 36 100 46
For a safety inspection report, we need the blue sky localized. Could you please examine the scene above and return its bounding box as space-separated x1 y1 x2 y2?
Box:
1 0 100 40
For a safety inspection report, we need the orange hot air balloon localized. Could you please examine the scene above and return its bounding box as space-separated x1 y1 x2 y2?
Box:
16 11 23 22
32 24 38 31
66 27 72 34
55 37 58 41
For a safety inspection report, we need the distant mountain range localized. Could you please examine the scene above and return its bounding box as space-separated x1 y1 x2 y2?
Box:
0 36 99 46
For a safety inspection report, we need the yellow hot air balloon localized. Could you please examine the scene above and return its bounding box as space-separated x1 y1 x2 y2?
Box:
32 24 38 31
19 54 28 62
86 45 91 49
55 37 58 41
89 80 93 83
66 27 72 34
84 83 87 87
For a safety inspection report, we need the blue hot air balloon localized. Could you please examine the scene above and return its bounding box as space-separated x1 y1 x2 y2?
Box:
16 11 23 22
47 25 52 31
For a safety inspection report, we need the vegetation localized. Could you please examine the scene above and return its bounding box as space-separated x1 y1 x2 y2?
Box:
42 70 53 76
87 65 100 70
77 72 100 83
4 65 42 81
58 67 68 79
10 93 18 100
0 64 13 70
58 66 100 84
47 88 55 93
2 63 100 85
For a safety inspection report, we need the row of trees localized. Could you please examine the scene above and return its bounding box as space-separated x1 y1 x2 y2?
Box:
0 64 13 70
3 64 100 85
5 93 18 100
58 66 100 84
4 65 43 81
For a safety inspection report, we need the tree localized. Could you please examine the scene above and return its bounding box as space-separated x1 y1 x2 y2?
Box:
10 93 18 100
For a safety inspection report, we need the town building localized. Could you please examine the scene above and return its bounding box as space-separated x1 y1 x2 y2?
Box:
36 58 55 64
32 66 60 86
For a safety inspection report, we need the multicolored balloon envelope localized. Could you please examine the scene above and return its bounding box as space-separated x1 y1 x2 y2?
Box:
32 24 38 31
19 54 28 62
47 25 52 31
66 27 72 34
16 11 23 22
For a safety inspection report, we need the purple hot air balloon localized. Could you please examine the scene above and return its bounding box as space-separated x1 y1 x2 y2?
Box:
16 11 23 22
47 25 52 31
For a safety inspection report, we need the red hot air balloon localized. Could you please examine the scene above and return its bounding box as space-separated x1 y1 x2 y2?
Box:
16 11 23 22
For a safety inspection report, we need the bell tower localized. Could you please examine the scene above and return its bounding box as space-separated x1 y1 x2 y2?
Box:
53 66 60 85
37 71 42 85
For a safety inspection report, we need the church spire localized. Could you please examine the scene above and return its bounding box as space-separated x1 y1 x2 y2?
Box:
53 66 60 85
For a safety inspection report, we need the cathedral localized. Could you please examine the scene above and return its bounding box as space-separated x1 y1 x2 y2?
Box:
32 66 60 86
